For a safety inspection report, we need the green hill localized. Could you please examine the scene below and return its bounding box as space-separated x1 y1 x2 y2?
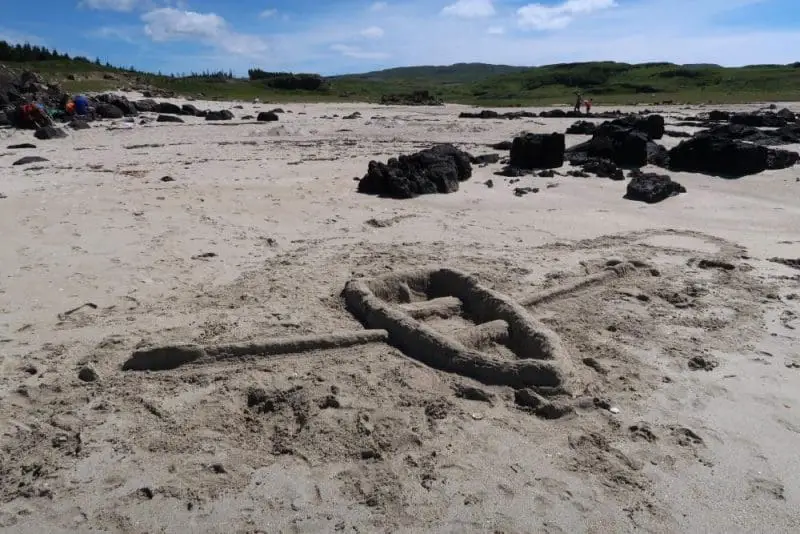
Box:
2 39 800 105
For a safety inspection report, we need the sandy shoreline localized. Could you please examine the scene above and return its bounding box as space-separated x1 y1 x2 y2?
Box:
1 97 799 533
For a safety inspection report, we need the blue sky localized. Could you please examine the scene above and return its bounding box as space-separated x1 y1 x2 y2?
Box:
0 0 798 75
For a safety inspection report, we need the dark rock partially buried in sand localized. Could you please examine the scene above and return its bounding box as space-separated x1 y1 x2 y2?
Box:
156 114 184 123
34 126 67 140
730 112 787 128
134 99 158 113
182 104 203 116
156 102 183 115
459 110 538 120
566 120 597 135
667 134 799 177
509 133 565 169
697 123 800 147
96 103 124 119
206 110 234 121
257 111 279 122
566 123 653 168
357 144 472 199
13 155 48 166
580 158 624 180
470 153 501 165
625 170 686 203
69 120 90 130
610 114 665 140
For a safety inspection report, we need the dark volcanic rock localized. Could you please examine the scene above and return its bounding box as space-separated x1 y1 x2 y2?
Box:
205 110 234 121
357 144 472 199
13 155 48 166
566 120 597 135
581 158 624 180
470 153 501 165
667 135 793 177
96 103 124 119
611 114 665 140
182 104 202 116
665 130 692 138
257 111 279 122
776 108 796 122
509 133 565 169
0 111 8 126
730 112 787 128
157 114 184 123
460 110 538 120
566 124 652 168
34 126 66 140
625 169 685 203
767 148 800 170
539 109 585 118
698 123 800 146
134 99 158 112
460 110 499 119
708 110 730 121
489 140 513 150
156 102 183 115
68 120 91 130
105 95 138 116
380 90 442 106
8 143 36 149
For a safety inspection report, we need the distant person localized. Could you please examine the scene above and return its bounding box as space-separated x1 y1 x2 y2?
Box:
584 98 593 114
574 91 583 113
74 94 90 116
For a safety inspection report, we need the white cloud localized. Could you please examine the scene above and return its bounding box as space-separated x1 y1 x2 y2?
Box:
143 8 226 40
330 44 388 60
518 0 617 30
80 0 144 11
487 25 505 35
259 8 278 18
370 2 388 11
141 8 267 56
360 26 385 38
88 26 139 43
442 0 495 18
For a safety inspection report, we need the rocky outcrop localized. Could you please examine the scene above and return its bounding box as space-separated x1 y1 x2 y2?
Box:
96 103 124 119
566 120 597 135
625 170 686 203
667 134 799 177
156 102 183 115
134 99 158 112
459 110 538 119
257 111 279 122
509 133 565 169
34 126 66 140
205 110 234 121
566 123 656 168
181 104 203 116
98 94 138 116
730 112 787 128
156 114 184 123
580 159 624 180
357 144 472 199
610 114 665 140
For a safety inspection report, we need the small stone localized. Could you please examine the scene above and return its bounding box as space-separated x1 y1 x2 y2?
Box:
210 463 226 474
319 395 341 409
160 176 175 182
78 365 99 383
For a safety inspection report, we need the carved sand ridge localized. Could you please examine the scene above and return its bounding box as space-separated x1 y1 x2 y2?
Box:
124 262 644 390
343 267 574 389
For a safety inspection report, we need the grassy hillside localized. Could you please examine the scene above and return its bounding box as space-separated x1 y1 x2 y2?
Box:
332 63 529 83
4 54 800 105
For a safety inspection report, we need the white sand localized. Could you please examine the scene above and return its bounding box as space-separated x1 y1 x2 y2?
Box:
1 97 799 533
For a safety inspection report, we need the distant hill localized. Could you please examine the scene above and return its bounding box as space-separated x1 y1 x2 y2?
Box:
332 63 530 84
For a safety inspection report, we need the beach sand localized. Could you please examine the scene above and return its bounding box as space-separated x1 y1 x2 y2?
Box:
1 97 799 533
